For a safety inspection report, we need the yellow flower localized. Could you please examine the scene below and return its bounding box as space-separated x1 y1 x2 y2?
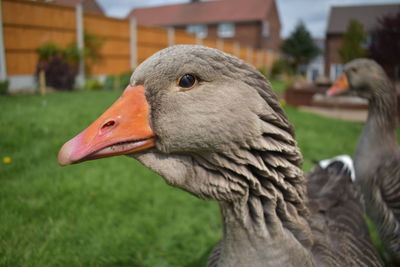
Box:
2 157 11 164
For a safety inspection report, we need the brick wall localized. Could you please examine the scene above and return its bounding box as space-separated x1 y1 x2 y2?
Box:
324 34 344 76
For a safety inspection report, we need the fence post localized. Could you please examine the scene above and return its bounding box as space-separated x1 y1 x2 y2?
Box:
246 47 253 64
267 49 273 70
217 39 224 51
256 50 262 68
196 35 203 46
76 4 85 87
233 42 240 58
167 27 175 47
264 51 268 68
0 0 7 81
130 18 137 69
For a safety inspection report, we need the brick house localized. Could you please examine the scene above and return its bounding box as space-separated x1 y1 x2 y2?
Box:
325 3 400 80
128 0 282 52
53 0 104 14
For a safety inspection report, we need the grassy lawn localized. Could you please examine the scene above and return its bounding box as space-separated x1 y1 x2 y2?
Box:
0 89 382 266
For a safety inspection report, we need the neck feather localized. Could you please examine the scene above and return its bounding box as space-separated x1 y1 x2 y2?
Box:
369 78 397 129
356 78 398 162
196 112 314 266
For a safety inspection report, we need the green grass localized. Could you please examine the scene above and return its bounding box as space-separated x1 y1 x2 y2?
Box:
0 90 386 266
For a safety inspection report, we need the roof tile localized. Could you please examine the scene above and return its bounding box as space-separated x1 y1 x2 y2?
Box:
129 0 273 26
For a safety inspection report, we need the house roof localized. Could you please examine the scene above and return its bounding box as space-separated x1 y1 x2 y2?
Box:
327 3 400 34
128 0 275 26
54 0 104 14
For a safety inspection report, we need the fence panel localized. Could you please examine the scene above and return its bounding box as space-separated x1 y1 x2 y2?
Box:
239 46 248 62
222 41 234 55
3 0 76 75
202 38 217 49
137 26 168 64
84 14 130 75
174 30 197 45
3 0 276 79
3 0 75 30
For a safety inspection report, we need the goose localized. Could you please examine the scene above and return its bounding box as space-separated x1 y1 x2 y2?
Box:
328 58 400 262
58 46 382 266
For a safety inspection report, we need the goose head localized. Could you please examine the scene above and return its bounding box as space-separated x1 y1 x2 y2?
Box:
58 45 301 204
327 58 390 100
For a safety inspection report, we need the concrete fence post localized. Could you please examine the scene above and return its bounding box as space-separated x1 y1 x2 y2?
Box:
217 39 224 51
167 27 175 47
130 18 137 69
267 49 273 69
0 0 7 81
263 51 268 68
233 42 240 58
247 47 253 64
76 4 85 87
256 50 262 68
196 35 203 46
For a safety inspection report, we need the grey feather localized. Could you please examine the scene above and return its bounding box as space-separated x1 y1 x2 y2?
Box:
128 46 382 266
340 58 400 263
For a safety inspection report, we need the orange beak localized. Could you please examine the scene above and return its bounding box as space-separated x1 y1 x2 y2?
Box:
326 73 349 96
58 85 155 166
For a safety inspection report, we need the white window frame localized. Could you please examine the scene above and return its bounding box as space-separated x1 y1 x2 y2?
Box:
262 21 269 38
186 24 207 38
330 63 344 81
218 23 235 38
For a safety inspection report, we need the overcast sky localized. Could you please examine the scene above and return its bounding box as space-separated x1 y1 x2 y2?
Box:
96 0 400 38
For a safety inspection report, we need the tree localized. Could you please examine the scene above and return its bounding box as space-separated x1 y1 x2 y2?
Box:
281 21 319 72
369 11 400 79
338 20 368 63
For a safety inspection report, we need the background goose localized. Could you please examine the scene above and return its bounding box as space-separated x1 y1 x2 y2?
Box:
58 46 382 266
328 58 400 263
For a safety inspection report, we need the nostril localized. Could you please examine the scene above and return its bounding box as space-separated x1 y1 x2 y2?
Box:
102 120 115 129
100 120 117 134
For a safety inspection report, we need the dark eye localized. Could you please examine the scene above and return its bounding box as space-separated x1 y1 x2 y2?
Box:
178 74 196 89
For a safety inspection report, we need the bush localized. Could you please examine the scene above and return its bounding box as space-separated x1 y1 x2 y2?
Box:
37 43 61 60
104 72 132 90
36 43 78 90
63 44 81 65
271 58 293 79
38 55 77 90
35 31 104 90
0 80 9 95
85 78 104 90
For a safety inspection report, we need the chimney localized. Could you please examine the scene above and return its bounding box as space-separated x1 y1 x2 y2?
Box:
191 0 200 3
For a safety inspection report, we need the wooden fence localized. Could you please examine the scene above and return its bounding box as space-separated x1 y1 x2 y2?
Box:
1 0 277 79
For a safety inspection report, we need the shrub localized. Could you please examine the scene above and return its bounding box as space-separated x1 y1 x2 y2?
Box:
104 72 132 90
39 55 77 90
0 80 9 95
271 58 292 79
63 44 81 65
37 43 61 61
85 78 103 90
36 42 78 90
35 31 104 90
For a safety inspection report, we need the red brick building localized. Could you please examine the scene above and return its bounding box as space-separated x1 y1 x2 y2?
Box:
325 3 400 80
128 0 282 52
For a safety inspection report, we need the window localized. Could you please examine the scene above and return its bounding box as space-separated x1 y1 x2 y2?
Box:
186 24 207 38
218 23 235 38
262 21 269 38
361 34 372 49
330 63 344 81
